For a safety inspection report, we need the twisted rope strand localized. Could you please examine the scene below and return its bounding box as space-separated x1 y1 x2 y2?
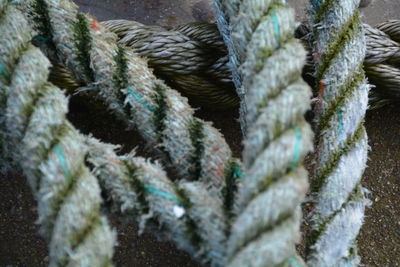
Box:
102 19 238 108
215 1 313 266
0 3 116 265
306 0 370 265
24 0 239 202
85 138 227 266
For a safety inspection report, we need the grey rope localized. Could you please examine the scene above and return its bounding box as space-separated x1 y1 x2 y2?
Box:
101 19 238 109
24 0 240 203
0 3 116 265
215 1 313 266
305 0 370 266
85 138 227 266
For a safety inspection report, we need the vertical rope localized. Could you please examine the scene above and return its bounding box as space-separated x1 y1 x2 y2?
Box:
0 3 116 265
215 1 314 266
306 0 370 265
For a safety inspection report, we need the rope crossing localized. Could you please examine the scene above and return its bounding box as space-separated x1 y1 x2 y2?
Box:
102 20 238 109
306 0 370 265
24 0 241 207
215 0 313 266
0 3 116 265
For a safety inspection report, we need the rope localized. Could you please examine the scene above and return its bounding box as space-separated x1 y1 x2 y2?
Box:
0 3 116 265
305 0 370 265
85 138 228 266
215 1 313 266
102 20 238 109
47 17 400 110
3 3 229 266
299 20 400 108
24 0 241 206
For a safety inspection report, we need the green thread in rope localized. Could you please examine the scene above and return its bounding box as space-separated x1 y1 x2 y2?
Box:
0 63 10 79
144 185 181 205
232 164 244 179
271 10 281 44
287 257 302 267
127 87 156 112
289 126 302 170
54 144 72 184
32 35 49 43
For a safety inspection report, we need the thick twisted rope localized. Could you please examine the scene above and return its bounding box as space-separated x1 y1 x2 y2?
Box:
24 0 241 205
305 0 370 265
85 138 228 266
48 18 400 110
0 3 116 265
102 20 238 109
215 1 313 266
3 3 230 265
300 20 400 108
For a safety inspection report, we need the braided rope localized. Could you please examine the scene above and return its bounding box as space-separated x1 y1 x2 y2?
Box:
102 19 238 108
215 1 313 266
23 0 241 205
306 0 370 265
0 3 116 265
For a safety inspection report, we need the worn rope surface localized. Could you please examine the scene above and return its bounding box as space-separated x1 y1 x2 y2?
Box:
86 138 227 266
306 0 370 265
24 0 241 204
3 3 230 265
215 1 313 266
0 2 116 265
102 20 238 109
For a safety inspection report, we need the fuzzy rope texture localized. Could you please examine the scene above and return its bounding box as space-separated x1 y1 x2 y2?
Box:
48 18 400 110
299 20 400 108
0 3 116 266
85 138 228 266
102 20 238 109
3 3 230 265
306 0 370 265
24 0 240 205
215 1 313 266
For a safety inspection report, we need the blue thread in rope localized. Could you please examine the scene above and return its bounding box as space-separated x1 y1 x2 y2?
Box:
287 257 302 267
127 87 156 112
0 63 10 79
290 126 302 170
32 35 49 43
232 164 244 179
144 185 181 205
271 10 281 44
54 144 72 184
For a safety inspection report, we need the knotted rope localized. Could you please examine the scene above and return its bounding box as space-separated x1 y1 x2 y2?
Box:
24 0 241 207
305 0 370 265
3 3 229 265
102 20 238 109
86 138 228 266
0 3 116 265
215 1 313 266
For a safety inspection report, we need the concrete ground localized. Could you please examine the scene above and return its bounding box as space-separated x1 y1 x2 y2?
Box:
0 0 399 266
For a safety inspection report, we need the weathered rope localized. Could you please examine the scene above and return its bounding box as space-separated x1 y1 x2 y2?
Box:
305 0 370 265
0 2 116 265
215 1 313 266
102 20 238 109
85 138 228 266
299 20 400 108
3 3 230 265
47 17 400 110
24 0 241 204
